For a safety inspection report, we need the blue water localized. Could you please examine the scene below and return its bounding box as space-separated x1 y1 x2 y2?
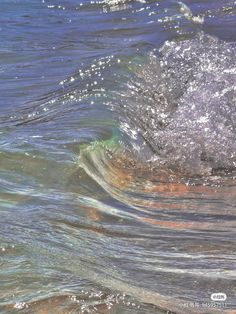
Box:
1 0 235 112
0 1 236 313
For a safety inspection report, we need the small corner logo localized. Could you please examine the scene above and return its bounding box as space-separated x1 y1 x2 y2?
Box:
210 293 227 302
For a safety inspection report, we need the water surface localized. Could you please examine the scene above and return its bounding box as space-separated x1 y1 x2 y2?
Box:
0 0 236 313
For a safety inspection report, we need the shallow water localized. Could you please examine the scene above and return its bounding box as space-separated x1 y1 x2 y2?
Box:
0 0 236 313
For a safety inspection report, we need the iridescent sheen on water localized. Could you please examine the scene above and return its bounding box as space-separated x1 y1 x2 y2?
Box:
0 0 236 313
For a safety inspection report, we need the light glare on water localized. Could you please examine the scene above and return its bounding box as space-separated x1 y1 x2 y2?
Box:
0 0 236 313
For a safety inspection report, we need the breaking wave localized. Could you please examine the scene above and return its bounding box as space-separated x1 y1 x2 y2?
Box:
114 33 236 178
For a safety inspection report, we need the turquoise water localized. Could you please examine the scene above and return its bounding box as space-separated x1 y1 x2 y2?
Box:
0 1 236 313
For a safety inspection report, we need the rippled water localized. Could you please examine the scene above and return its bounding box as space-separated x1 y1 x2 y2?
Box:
0 0 236 313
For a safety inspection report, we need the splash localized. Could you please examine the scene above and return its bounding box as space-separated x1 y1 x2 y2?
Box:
118 33 236 178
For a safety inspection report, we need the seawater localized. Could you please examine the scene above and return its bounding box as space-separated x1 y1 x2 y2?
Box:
0 1 236 313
